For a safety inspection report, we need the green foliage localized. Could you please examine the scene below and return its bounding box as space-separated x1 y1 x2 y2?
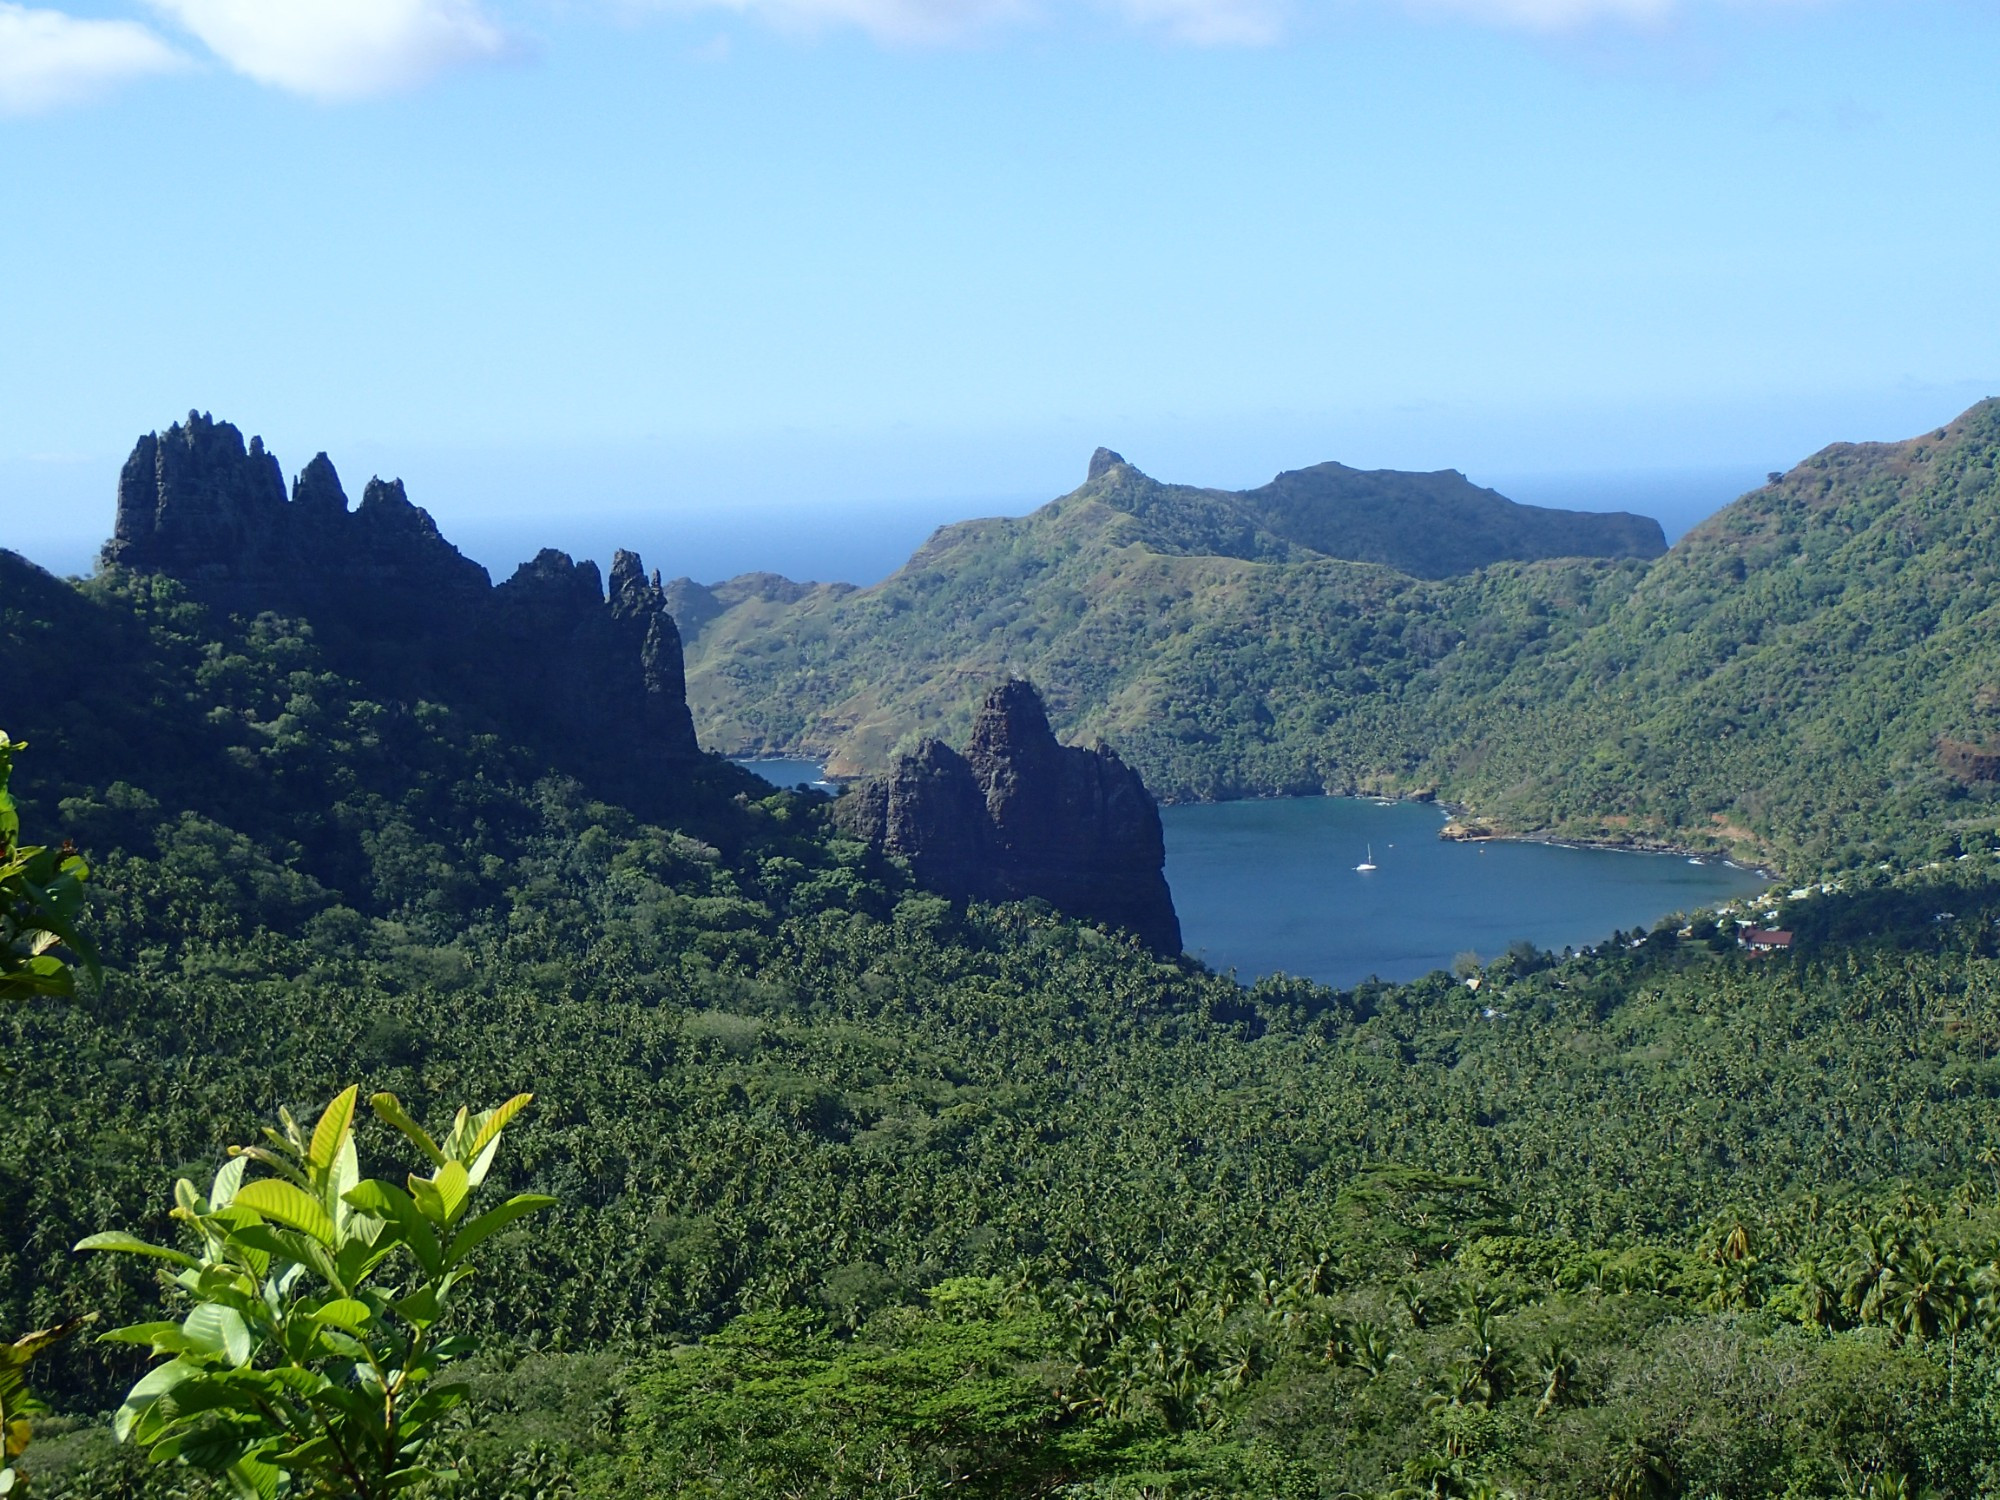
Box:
0 1318 92 1494
79 1087 551 1499
17 509 2000 1494
603 1283 1072 1498
0 734 96 1004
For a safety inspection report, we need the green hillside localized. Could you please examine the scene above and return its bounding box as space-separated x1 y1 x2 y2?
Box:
673 463 1656 788
679 402 2000 873
1431 400 2000 871
11 546 2000 1498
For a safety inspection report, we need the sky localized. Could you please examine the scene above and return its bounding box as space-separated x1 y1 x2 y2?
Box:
3 0 1997 583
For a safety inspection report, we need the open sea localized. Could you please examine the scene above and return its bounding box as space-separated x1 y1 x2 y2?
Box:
733 761 1768 988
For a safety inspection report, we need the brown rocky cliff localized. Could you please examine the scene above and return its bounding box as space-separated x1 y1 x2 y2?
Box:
835 680 1181 956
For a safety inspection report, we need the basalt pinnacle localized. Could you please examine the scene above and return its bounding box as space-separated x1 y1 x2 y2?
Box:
835 680 1182 956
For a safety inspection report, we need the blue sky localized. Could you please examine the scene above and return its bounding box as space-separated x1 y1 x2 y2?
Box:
3 0 1996 582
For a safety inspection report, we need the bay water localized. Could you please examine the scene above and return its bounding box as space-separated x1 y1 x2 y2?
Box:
732 761 1766 987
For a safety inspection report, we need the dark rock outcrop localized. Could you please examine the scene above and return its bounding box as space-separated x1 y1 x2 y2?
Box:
106 419 492 618
835 680 1181 955
100 412 699 802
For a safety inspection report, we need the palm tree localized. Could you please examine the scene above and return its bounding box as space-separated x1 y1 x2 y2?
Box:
1842 1222 1903 1325
1389 1452 1486 1500
1788 1254 1841 1330
1329 1318 1398 1376
1878 1241 1971 1345
1532 1341 1580 1418
1396 1278 1440 1330
1297 1251 1337 1298
1607 1437 1679 1500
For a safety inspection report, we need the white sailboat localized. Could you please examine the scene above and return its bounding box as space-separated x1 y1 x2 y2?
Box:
1355 845 1377 872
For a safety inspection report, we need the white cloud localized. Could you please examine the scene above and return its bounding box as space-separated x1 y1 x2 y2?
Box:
0 3 184 114
652 0 1030 46
1398 0 1677 28
148 0 511 99
659 0 1802 47
1117 0 1284 44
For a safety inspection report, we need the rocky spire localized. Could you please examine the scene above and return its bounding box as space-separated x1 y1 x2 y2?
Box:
1087 447 1127 483
835 679 1181 956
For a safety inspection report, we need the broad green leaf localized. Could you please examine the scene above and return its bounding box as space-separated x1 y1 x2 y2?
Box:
316 1327 369 1358
310 1299 371 1330
345 1179 443 1276
393 1285 441 1327
97 1322 186 1348
233 1179 335 1247
432 1160 470 1225
329 1129 360 1229
459 1093 533 1181
210 1155 249 1211
113 1358 201 1442
466 1133 504 1190
406 1174 446 1227
308 1086 359 1177
73 1231 199 1267
369 1093 447 1168
443 1194 556 1268
229 1145 312 1193
223 1454 283 1500
183 1305 253 1367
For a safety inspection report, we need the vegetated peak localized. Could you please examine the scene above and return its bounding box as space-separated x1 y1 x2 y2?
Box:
1677 395 2000 552
1067 447 1666 578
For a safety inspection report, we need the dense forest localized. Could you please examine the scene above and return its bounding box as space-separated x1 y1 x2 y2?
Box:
676 401 2000 873
9 533 2000 1497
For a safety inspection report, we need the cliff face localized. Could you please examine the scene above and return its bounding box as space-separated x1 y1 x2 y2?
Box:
836 681 1181 956
101 412 700 799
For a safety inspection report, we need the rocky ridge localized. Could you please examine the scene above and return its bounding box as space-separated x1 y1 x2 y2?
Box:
102 412 700 803
834 680 1181 956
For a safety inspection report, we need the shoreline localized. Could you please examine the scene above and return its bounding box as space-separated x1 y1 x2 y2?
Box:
725 752 1784 883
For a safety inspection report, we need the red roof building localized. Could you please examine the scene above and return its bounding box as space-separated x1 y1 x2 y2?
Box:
1740 927 1794 953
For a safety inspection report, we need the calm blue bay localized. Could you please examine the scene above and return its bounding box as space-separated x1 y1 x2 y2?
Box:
1161 797 1765 987
733 762 1767 988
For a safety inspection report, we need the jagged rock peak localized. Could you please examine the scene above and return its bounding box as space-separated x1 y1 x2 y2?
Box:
291 453 349 519
94 412 703 798
501 548 605 607
101 413 487 598
1088 447 1127 483
610 548 646 598
969 676 1054 755
835 679 1181 956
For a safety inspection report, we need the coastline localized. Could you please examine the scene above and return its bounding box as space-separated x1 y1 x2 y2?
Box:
724 748 1784 883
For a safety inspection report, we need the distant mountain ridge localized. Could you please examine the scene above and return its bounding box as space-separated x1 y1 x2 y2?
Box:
669 444 1670 786
1079 447 1665 577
